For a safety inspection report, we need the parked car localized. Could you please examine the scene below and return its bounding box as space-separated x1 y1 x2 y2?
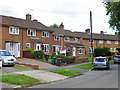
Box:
94 57 110 69
0 50 16 66
0 55 2 68
113 55 120 64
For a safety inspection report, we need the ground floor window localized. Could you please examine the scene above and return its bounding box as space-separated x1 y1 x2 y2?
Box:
26 43 30 49
67 47 71 52
43 44 49 53
89 47 94 53
78 48 83 54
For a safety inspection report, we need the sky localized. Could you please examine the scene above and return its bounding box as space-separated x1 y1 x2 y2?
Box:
0 0 116 34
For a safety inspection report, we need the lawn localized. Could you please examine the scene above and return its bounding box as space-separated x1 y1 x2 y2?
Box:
73 63 94 70
49 69 82 76
0 74 40 85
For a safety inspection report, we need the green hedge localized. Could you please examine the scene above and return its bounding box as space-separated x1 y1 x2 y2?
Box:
55 55 75 64
34 50 44 59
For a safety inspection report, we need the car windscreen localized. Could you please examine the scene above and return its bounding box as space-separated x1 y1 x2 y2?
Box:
0 51 12 56
114 56 120 59
95 58 106 62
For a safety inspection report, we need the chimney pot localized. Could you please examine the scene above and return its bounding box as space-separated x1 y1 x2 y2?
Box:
85 29 90 33
26 14 32 21
60 22 64 29
100 31 103 34
33 19 38 22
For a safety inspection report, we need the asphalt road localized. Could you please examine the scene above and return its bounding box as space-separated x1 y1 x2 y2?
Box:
30 64 119 88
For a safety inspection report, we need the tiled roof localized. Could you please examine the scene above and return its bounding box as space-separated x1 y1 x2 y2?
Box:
0 15 53 32
66 42 85 47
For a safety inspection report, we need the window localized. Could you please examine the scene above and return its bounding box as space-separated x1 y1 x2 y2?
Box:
107 40 111 44
9 26 19 35
89 47 94 53
36 44 41 51
78 48 83 54
43 44 49 53
74 38 78 42
114 48 116 52
67 47 71 52
115 41 119 44
54 35 60 41
58 46 62 52
42 31 49 38
99 40 103 44
27 29 36 36
89 40 94 43
65 36 70 41
110 48 112 52
26 43 30 49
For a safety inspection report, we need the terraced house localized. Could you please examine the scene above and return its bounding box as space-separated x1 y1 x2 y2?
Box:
0 14 120 58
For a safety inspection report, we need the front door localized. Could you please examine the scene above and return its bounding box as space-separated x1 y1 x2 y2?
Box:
73 47 76 56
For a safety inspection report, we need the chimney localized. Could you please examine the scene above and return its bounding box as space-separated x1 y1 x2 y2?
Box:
85 29 90 33
26 14 32 21
115 32 118 35
100 31 103 34
33 19 38 22
60 22 64 29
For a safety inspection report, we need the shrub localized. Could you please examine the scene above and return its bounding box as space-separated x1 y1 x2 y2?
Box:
34 50 44 59
56 55 75 64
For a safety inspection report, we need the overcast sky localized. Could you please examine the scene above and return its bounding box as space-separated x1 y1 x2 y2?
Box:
0 0 115 34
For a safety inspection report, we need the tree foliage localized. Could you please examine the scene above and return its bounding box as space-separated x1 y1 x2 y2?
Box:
94 46 112 57
103 1 120 33
50 24 60 28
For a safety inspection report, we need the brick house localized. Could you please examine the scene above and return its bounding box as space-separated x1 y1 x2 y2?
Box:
0 14 119 58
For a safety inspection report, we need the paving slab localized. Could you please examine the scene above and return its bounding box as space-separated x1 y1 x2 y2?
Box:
13 70 69 83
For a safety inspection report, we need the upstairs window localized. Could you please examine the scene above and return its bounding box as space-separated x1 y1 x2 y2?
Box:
89 40 94 43
42 31 49 38
54 35 60 41
74 37 78 42
106 40 111 44
65 36 70 41
27 29 36 36
115 41 119 44
9 26 19 35
99 40 103 44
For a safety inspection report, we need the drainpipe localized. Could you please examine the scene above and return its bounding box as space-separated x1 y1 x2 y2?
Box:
22 28 23 57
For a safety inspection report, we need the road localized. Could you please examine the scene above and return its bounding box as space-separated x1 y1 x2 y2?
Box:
30 64 119 88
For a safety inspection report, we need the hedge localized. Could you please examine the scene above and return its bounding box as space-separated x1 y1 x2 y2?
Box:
55 55 75 64
34 50 44 59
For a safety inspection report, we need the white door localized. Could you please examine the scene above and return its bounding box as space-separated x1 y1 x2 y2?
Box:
36 44 41 51
16 43 20 57
73 47 76 56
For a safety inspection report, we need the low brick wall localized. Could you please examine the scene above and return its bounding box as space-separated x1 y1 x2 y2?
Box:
23 51 32 58
75 57 88 63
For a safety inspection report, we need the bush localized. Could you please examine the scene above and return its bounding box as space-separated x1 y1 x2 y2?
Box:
94 46 112 57
34 50 44 59
55 55 75 64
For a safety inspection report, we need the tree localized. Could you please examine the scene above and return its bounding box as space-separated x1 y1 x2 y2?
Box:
103 1 120 34
50 24 60 28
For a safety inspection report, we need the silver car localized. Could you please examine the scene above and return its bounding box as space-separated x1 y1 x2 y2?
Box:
94 57 110 69
0 50 16 66
0 56 2 68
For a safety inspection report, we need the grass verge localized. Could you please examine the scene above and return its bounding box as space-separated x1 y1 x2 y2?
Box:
73 63 94 70
49 69 82 76
0 74 40 85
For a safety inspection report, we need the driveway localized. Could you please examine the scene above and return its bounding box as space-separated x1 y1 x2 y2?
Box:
17 58 57 69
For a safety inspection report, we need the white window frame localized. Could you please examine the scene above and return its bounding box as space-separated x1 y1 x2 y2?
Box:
36 44 41 51
78 48 83 54
27 29 36 36
110 48 112 52
114 48 116 52
42 31 49 38
54 35 60 41
89 40 94 43
106 40 111 44
43 44 49 53
115 41 119 44
64 36 70 42
67 47 71 52
9 26 19 35
74 37 78 42
26 43 30 49
89 47 94 53
99 40 103 44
